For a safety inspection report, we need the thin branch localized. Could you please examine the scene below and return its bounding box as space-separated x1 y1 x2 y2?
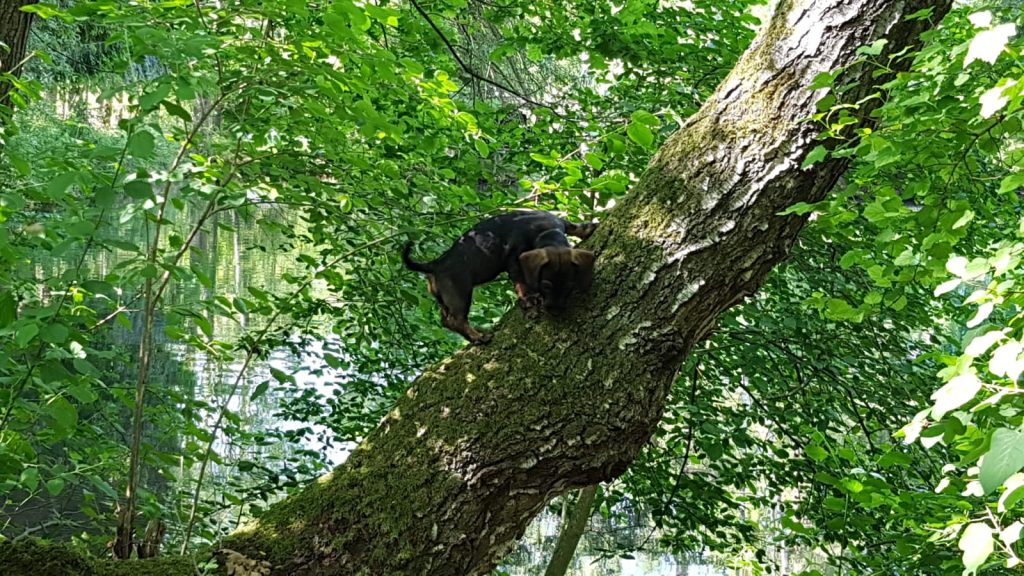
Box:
408 0 563 117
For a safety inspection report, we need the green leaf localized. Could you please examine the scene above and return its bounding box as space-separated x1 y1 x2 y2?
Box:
21 3 63 18
893 248 916 266
629 110 660 127
823 496 846 511
15 323 39 347
128 131 156 158
529 153 559 167
473 139 490 158
161 100 192 123
365 4 399 26
965 330 1004 357
857 39 888 56
81 280 115 298
583 152 604 171
980 428 1024 494
40 323 69 344
20 467 39 492
626 122 654 149
96 185 116 208
0 292 17 328
904 7 934 20
952 210 975 229
125 180 154 200
605 135 626 154
270 367 294 383
809 70 839 90
7 152 31 176
825 298 861 322
779 201 819 216
193 315 213 338
958 522 993 576
801 145 828 169
44 396 78 436
250 381 270 401
47 172 78 200
999 173 1024 195
983 338 1024 379
805 444 828 462
140 82 172 110
46 477 66 497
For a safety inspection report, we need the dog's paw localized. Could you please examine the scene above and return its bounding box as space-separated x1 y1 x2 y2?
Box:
471 332 493 345
518 295 544 320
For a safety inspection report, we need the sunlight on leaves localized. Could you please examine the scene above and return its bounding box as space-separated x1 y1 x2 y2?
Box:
959 522 994 576
980 80 1017 118
965 23 1016 66
988 340 1024 380
931 372 982 419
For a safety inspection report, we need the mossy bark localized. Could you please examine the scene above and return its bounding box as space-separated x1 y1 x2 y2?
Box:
0 1 952 575
218 1 951 575
0 539 195 576
0 0 37 110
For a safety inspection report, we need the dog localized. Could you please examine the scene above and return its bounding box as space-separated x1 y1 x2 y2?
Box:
402 210 598 344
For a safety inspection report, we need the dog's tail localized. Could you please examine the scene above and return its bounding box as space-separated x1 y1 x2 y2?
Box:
401 242 433 273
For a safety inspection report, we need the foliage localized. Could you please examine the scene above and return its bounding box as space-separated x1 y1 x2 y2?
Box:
3 0 1024 574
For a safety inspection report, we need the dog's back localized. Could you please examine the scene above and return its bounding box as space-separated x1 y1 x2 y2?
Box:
401 210 597 344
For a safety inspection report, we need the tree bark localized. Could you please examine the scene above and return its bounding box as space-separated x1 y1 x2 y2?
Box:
543 485 598 576
0 0 37 110
218 1 952 574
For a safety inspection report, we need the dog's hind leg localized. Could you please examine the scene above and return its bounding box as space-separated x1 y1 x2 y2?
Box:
442 312 491 345
436 277 492 345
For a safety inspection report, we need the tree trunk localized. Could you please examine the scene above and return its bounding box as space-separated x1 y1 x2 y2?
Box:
544 485 598 576
0 0 37 110
218 1 951 574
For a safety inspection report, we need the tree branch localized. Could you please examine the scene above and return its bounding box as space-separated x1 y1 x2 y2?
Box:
408 0 564 117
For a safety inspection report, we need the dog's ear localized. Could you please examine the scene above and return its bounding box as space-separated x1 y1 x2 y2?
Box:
519 248 550 289
571 249 596 292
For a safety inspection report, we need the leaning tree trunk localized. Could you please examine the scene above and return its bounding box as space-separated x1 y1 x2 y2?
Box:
0 0 37 110
221 1 952 574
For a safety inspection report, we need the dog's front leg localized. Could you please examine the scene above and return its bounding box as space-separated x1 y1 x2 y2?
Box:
509 265 543 319
513 282 543 320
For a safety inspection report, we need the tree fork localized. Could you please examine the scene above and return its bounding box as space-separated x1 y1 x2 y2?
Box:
201 1 952 575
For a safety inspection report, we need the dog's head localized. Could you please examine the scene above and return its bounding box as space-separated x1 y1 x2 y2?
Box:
519 247 596 313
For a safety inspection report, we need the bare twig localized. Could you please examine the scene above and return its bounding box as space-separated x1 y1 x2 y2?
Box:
408 0 563 117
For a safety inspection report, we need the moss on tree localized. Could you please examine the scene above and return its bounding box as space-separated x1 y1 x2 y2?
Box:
0 539 196 576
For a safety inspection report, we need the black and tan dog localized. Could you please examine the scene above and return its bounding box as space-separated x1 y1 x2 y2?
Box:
402 210 598 344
